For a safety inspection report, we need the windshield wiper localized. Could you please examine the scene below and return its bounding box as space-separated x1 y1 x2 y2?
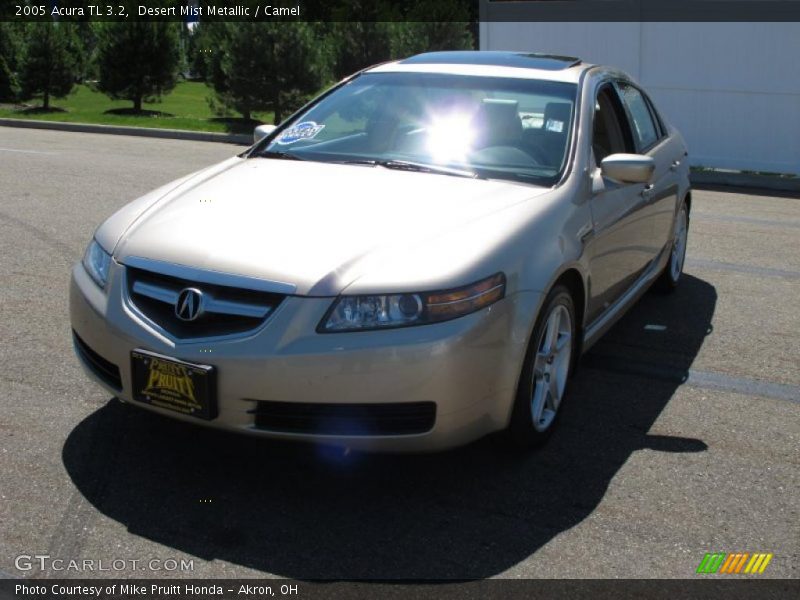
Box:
378 159 480 179
335 158 479 178
260 153 480 179
255 150 305 161
338 159 379 166
471 167 552 186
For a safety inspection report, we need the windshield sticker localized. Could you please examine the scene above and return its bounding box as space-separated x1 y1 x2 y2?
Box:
275 121 325 145
545 119 564 133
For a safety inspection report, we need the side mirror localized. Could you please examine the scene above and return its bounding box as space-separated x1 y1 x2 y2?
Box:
253 124 277 144
600 153 655 184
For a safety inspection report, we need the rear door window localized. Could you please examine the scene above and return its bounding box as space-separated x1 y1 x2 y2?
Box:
616 82 660 151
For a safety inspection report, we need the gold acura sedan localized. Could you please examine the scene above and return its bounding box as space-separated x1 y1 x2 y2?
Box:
71 52 690 451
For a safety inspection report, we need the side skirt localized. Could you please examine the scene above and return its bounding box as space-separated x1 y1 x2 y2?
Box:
582 242 671 353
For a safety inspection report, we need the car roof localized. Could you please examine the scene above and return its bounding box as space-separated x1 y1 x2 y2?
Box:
403 51 582 70
367 51 592 83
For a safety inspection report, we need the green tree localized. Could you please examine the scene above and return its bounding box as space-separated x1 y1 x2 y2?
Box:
95 21 180 112
0 54 16 101
187 22 216 81
207 23 331 123
328 22 398 81
0 23 24 101
323 2 474 81
391 22 475 57
177 22 192 78
18 23 80 110
74 21 99 81
391 1 475 56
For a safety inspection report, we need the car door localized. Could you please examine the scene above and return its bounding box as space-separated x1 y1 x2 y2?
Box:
585 82 658 324
615 81 682 257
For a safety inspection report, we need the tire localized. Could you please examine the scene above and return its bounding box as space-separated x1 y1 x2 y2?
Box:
655 201 689 293
507 285 577 448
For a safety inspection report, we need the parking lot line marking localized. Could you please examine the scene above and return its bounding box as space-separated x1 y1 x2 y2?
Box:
582 355 800 404
685 370 799 403
693 214 800 229
685 258 800 280
0 147 57 155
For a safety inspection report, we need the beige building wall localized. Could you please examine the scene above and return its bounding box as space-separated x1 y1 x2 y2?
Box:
480 21 800 174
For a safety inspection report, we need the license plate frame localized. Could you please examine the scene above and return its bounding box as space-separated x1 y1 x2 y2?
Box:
131 349 217 420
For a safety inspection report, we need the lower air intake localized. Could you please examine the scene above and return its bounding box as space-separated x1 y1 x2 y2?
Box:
72 331 123 391
250 400 436 436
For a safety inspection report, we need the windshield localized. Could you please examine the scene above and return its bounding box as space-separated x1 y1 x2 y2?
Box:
255 72 578 186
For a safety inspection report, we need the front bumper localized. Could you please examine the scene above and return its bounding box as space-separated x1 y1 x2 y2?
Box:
69 261 540 452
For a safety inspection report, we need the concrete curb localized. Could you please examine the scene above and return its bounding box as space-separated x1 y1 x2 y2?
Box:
0 118 252 145
690 170 800 193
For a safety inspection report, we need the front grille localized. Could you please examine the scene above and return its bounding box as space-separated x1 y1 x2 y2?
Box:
73 331 123 391
250 401 437 436
126 266 284 339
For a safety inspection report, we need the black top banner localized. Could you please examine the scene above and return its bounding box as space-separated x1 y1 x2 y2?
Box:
2 0 800 22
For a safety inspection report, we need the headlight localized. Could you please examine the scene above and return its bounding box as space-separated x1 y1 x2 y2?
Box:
319 273 505 332
82 239 112 288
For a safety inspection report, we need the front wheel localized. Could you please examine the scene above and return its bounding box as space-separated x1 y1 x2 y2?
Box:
655 202 689 292
507 285 577 448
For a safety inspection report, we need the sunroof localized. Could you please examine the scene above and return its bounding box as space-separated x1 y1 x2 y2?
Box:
401 51 581 71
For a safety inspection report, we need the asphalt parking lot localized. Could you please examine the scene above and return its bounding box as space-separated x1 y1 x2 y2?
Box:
0 127 797 580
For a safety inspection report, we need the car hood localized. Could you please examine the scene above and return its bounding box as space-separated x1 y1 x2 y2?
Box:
111 158 551 296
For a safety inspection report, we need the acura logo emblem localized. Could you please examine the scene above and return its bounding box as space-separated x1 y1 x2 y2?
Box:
175 288 204 321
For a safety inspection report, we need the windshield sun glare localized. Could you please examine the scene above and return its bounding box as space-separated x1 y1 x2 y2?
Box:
256 72 578 186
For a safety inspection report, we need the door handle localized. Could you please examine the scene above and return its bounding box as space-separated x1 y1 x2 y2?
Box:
670 160 681 172
577 223 594 243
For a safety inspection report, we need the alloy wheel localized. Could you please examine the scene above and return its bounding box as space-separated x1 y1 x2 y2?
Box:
670 207 689 281
530 304 573 432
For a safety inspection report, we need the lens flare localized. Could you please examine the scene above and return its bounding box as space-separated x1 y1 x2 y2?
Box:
425 112 476 162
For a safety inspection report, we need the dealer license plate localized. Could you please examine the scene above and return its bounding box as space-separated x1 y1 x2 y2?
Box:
131 349 217 420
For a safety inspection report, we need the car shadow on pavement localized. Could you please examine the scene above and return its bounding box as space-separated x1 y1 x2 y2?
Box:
62 274 716 579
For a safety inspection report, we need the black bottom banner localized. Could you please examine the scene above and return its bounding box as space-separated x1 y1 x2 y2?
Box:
1 579 798 600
